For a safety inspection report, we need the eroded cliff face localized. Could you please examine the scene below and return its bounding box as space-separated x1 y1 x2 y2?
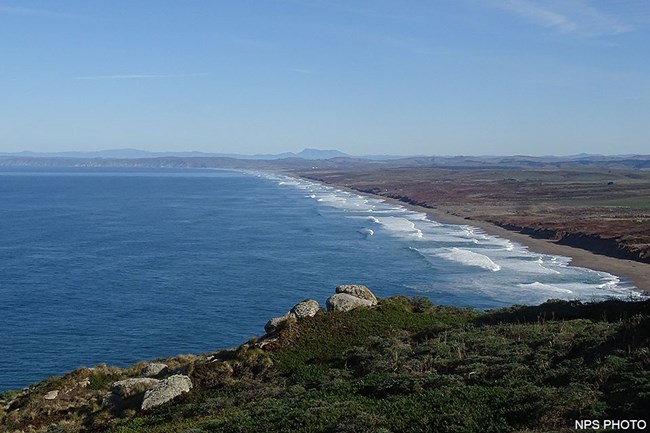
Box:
492 223 650 264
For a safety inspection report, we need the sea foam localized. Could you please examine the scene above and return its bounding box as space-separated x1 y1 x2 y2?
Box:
436 247 502 272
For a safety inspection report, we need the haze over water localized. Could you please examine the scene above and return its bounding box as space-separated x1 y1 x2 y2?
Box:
0 168 639 391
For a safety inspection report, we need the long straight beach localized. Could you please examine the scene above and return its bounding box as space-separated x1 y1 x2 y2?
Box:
294 171 649 296
379 195 650 295
281 172 646 300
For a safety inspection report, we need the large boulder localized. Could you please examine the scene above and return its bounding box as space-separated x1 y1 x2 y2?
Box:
141 375 192 410
265 299 320 333
335 284 377 304
140 363 168 377
264 312 294 334
111 378 160 399
326 293 375 312
290 299 320 319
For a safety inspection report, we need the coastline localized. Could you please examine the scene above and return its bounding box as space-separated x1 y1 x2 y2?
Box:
289 172 650 296
376 195 650 295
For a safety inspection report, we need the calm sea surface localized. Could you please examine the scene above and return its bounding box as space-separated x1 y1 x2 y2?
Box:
0 168 640 390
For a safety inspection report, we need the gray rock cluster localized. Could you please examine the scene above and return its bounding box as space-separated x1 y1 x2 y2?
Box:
264 285 379 333
264 299 320 334
326 284 378 312
102 363 193 411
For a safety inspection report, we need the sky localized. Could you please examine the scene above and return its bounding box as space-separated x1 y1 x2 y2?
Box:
1 0 649 156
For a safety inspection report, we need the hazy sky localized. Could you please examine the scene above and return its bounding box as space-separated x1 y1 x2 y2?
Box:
1 0 649 156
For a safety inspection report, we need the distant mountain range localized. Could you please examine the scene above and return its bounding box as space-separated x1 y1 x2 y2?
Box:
0 148 354 160
0 148 649 170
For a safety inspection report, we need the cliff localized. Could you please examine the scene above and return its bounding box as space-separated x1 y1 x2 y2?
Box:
1 286 649 433
492 222 650 264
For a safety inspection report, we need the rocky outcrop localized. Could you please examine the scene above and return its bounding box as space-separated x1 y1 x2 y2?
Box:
326 293 375 312
325 285 379 312
265 299 320 334
264 313 295 334
111 378 160 399
335 284 378 304
141 375 193 410
290 299 320 318
141 363 168 377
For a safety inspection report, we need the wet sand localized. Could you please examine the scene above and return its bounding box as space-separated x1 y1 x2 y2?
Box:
379 196 650 295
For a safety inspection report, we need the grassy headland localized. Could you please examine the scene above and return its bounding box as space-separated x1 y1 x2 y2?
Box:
2 295 648 433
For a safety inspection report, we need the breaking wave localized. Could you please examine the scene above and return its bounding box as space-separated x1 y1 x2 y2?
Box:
436 248 501 272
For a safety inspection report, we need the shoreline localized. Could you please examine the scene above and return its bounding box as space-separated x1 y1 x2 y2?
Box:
290 173 650 296
376 195 650 295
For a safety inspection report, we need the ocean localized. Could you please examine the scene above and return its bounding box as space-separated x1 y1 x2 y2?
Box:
0 167 640 391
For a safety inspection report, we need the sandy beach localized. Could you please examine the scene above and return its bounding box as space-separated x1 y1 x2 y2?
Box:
289 171 650 296
378 196 650 295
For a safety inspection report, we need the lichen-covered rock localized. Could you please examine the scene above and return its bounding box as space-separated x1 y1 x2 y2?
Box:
141 375 192 410
335 284 378 304
326 293 375 312
43 390 59 400
141 363 168 377
111 378 160 399
290 299 320 319
264 312 295 334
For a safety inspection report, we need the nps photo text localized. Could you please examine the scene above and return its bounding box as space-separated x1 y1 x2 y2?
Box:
576 420 647 430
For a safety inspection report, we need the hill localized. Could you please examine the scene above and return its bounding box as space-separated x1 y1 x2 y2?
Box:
1 286 648 433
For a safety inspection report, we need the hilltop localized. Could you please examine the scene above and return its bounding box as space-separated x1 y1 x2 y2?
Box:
1 285 648 433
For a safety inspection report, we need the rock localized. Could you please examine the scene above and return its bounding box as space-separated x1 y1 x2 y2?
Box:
141 375 192 410
326 293 375 312
77 378 90 388
264 299 320 334
264 312 295 334
43 390 59 400
141 363 168 377
111 378 160 399
101 392 122 407
335 284 378 304
290 299 320 319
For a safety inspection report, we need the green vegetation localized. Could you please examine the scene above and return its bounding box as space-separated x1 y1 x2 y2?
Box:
2 296 649 433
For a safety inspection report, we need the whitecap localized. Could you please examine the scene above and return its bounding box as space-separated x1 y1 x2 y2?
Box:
358 228 374 237
436 248 501 271
518 282 573 294
598 275 620 290
376 216 424 239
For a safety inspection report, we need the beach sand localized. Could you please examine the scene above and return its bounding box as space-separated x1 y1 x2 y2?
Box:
377 196 650 295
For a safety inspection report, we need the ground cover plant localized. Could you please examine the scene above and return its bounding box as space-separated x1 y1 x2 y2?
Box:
1 296 648 433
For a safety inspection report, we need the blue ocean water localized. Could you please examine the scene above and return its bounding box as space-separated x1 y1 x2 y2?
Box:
0 167 640 391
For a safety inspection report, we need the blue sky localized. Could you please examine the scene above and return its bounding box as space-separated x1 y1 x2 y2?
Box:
1 0 648 156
